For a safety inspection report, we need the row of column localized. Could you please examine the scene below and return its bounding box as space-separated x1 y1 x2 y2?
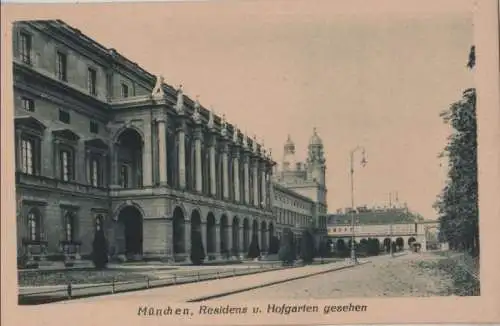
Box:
155 115 272 208
180 221 272 255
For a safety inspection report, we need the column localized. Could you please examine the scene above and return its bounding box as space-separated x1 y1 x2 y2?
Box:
268 167 274 208
233 150 240 202
53 139 60 179
85 149 90 184
142 121 153 187
157 118 168 186
253 160 259 207
209 136 217 196
215 222 221 258
15 129 22 172
239 226 245 256
201 222 207 255
110 142 119 187
260 163 266 209
177 122 186 189
243 155 250 204
184 220 191 258
222 143 229 200
194 129 203 192
226 223 233 257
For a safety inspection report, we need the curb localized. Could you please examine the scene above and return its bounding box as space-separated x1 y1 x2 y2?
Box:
187 261 371 302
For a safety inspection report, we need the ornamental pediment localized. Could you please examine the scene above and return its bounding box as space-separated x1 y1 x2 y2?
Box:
52 128 80 141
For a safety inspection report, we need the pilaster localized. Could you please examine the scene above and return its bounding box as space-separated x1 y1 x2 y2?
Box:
232 147 241 202
194 127 203 193
157 116 168 186
176 118 187 190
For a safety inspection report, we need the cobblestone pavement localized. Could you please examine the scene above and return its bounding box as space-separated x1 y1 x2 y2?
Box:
210 252 454 300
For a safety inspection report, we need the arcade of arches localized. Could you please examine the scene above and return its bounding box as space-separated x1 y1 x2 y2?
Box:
113 204 276 261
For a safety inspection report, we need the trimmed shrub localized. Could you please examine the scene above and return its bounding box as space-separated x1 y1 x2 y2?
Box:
190 232 206 265
268 236 280 254
278 231 296 265
92 230 109 269
300 230 315 264
247 234 261 259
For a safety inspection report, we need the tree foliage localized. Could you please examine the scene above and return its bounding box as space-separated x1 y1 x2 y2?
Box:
247 234 261 259
434 45 479 256
268 236 280 254
278 230 296 265
299 230 315 264
190 231 206 265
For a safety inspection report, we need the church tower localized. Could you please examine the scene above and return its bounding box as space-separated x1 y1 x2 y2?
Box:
282 134 297 171
307 128 326 186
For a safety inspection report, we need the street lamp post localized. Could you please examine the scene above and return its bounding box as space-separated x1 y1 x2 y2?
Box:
349 146 367 264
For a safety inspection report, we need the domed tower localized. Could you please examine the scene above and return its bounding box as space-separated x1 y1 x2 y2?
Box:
307 127 326 186
282 134 297 171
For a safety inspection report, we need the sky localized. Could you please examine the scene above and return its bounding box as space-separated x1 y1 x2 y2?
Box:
54 0 474 219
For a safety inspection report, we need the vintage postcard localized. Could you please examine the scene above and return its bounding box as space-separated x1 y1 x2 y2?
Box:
1 0 499 325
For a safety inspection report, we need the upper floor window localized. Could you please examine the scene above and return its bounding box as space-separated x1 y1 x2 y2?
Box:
20 32 32 64
121 83 129 98
59 109 70 124
89 120 99 134
87 68 97 96
21 97 35 112
21 137 35 175
60 149 74 182
56 51 68 81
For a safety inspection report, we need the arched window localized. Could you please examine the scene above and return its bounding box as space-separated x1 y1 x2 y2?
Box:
27 209 40 241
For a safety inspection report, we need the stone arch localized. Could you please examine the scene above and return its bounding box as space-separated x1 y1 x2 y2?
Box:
232 216 239 255
383 238 391 252
395 237 404 250
115 128 144 189
408 236 416 248
220 214 229 256
190 209 203 259
113 124 145 144
172 206 185 257
260 220 267 252
116 205 143 259
113 201 145 221
243 218 250 253
206 212 216 257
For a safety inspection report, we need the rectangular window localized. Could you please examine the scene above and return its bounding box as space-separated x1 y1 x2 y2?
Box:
121 83 129 98
20 32 32 64
60 149 73 181
21 97 35 112
58 109 70 124
120 164 129 188
89 120 99 134
87 68 97 96
65 214 75 242
56 51 67 81
21 138 35 175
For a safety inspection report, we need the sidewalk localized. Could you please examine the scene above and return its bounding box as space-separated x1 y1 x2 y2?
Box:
61 259 369 304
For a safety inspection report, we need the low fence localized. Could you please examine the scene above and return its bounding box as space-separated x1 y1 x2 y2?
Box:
19 260 331 305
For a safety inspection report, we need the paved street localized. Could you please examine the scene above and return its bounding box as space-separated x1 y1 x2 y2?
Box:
209 252 453 301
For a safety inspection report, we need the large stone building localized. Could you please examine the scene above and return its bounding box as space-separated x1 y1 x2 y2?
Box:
12 20 326 266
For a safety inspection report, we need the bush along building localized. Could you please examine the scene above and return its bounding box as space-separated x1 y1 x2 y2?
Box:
13 20 328 268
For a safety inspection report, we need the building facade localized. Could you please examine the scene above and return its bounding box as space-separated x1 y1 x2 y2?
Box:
13 20 326 266
326 207 438 251
273 133 329 243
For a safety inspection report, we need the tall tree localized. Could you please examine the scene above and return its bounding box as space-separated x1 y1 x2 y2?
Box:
435 45 479 256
